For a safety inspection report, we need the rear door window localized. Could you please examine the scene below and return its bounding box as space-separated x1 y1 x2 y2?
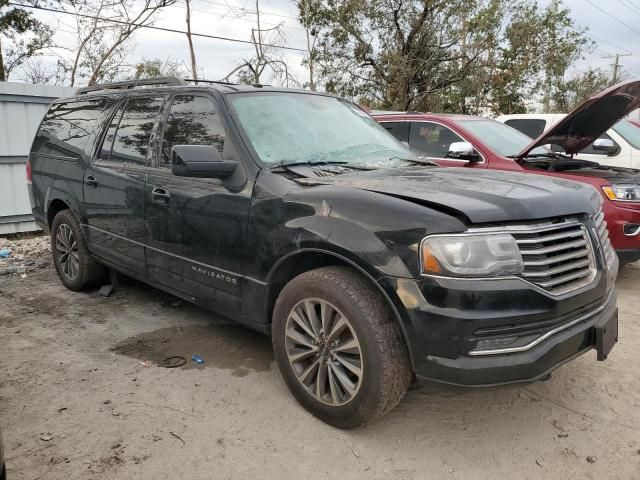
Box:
380 121 410 143
160 94 226 167
36 98 109 157
101 96 165 165
504 119 547 139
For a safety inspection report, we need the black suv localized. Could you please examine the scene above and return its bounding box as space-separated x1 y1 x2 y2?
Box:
29 78 619 428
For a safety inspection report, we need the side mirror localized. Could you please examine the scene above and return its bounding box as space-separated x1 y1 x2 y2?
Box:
592 138 620 156
447 141 481 162
171 145 238 178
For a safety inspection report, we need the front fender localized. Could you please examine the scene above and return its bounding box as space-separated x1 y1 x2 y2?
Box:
278 215 414 278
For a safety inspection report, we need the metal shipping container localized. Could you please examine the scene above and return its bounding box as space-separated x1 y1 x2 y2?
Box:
0 82 76 234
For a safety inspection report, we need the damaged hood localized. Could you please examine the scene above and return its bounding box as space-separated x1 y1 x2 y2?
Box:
297 167 601 223
516 79 640 159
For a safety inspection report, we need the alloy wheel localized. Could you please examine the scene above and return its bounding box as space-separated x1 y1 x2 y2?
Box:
55 223 79 280
284 298 363 406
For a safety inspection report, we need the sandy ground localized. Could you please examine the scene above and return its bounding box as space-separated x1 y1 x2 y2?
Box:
1 234 639 480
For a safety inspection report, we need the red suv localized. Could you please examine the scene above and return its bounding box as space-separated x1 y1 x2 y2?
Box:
374 80 640 264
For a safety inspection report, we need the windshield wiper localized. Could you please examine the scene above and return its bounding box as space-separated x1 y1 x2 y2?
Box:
270 160 349 169
507 152 570 160
389 156 438 166
270 160 374 171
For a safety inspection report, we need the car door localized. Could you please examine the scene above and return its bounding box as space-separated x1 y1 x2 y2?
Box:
83 95 166 273
408 121 486 168
571 131 630 168
144 92 252 315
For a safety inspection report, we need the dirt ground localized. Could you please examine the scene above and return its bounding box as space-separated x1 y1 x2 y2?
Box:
1 234 639 480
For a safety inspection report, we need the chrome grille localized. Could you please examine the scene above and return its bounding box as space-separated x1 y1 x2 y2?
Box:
512 219 596 295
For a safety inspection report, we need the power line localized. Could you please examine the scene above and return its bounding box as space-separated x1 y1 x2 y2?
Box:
169 3 306 33
194 0 300 21
8 2 307 52
585 32 634 55
603 52 632 83
584 0 640 37
617 0 640 16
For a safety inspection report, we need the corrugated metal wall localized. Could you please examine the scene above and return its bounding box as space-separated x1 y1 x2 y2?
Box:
0 82 76 234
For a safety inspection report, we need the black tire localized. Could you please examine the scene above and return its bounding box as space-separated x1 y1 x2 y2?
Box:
51 209 107 291
272 266 412 429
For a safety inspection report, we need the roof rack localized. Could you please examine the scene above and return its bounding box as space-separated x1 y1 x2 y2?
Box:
77 77 187 94
370 110 423 115
183 78 238 87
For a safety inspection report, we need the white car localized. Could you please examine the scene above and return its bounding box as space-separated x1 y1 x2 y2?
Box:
496 113 640 169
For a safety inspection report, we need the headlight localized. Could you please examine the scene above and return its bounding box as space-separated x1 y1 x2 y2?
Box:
420 233 524 277
602 184 640 202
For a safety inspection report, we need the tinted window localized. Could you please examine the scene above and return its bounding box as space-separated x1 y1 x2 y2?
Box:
409 122 463 157
99 102 126 160
504 119 546 139
381 121 409 143
161 95 225 167
37 99 109 157
108 96 164 165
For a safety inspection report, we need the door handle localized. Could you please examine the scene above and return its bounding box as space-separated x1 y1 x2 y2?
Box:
85 175 98 187
151 186 170 204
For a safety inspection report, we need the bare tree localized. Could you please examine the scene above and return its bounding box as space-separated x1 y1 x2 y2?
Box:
66 0 176 86
185 0 197 82
221 0 297 87
297 0 317 90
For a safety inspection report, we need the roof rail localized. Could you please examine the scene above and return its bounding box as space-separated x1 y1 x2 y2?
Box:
77 77 187 94
183 78 238 87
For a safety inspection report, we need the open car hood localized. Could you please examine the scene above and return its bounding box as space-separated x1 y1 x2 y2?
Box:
516 80 640 159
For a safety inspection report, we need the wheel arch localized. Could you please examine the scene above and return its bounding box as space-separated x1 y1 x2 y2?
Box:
264 248 416 370
46 198 72 228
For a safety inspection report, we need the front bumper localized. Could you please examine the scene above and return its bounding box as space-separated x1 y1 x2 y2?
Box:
386 274 618 387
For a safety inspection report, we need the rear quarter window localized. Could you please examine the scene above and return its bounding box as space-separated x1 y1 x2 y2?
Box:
34 98 110 158
504 119 546 139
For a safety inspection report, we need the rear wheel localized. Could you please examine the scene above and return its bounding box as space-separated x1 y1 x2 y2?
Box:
272 266 412 428
51 210 107 290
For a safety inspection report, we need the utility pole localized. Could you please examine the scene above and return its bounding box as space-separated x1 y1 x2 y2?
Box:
603 53 632 84
543 0 559 112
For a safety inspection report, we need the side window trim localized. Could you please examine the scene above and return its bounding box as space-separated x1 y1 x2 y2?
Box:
94 94 167 168
157 92 228 169
93 99 127 165
408 120 485 163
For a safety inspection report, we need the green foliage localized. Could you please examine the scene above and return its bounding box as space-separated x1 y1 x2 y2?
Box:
133 57 188 80
301 0 593 114
0 0 55 80
550 68 611 111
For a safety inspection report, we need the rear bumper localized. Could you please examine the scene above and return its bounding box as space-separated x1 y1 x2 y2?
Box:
385 274 618 387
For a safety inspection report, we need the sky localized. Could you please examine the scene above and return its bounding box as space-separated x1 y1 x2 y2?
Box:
12 0 640 86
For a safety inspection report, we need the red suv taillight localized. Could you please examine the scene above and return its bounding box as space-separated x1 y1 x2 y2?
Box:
26 158 32 184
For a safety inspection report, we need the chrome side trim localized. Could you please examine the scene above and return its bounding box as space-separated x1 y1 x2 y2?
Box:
468 289 614 356
80 223 268 286
623 224 640 236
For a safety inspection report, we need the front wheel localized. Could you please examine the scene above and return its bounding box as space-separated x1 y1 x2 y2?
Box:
272 266 412 428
